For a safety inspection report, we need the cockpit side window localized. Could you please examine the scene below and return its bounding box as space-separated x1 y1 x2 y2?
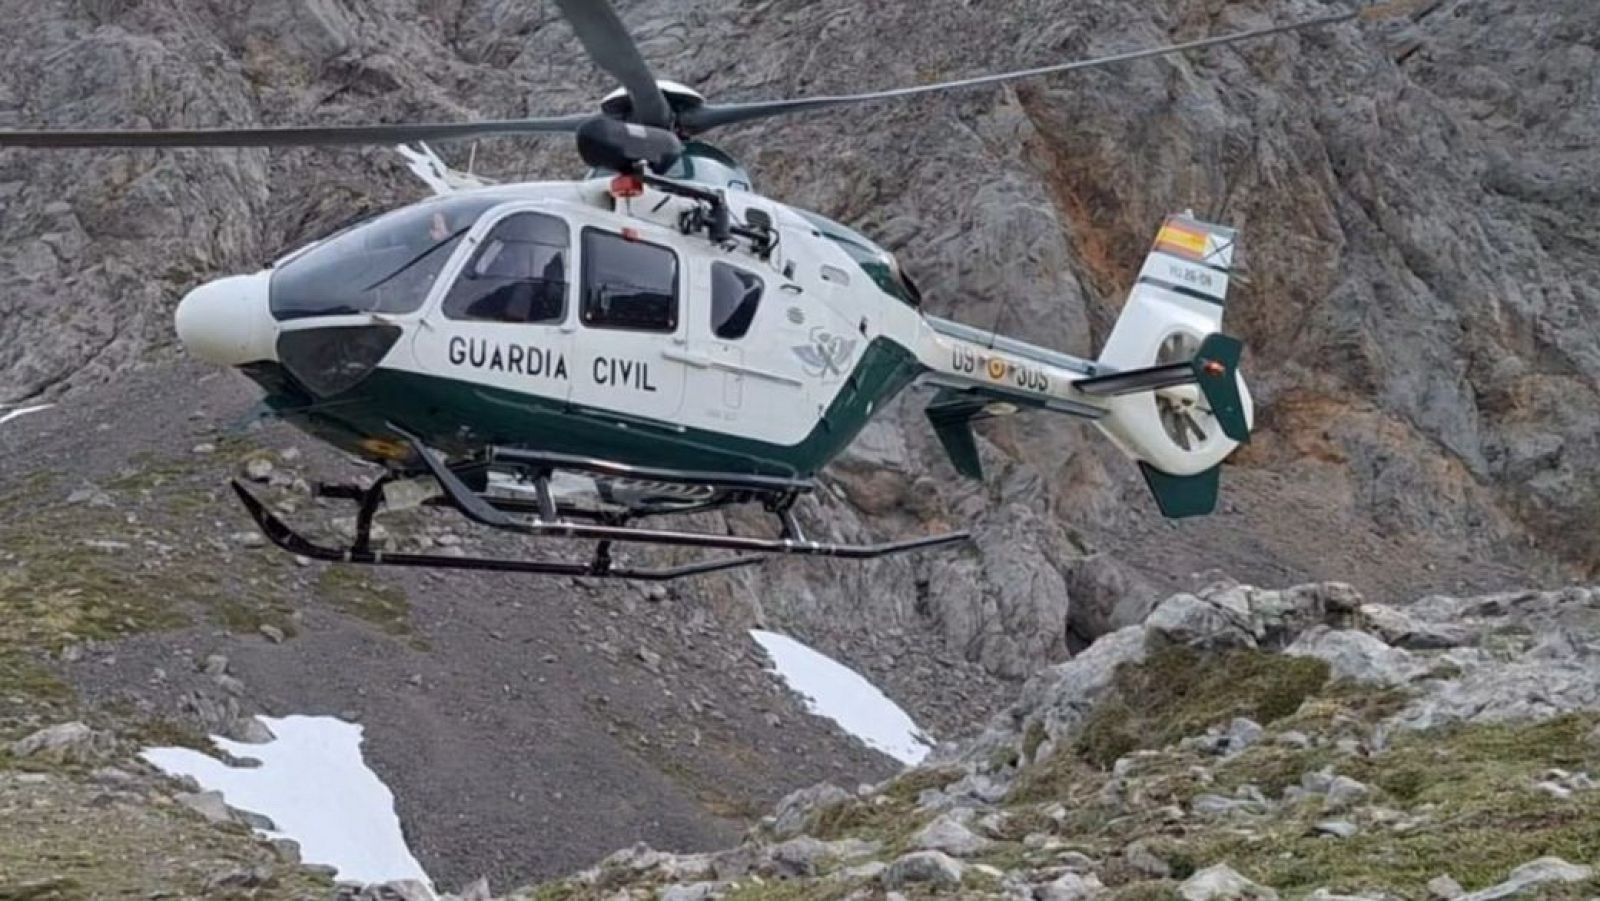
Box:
794 211 921 308
443 213 569 325
580 228 679 333
269 195 500 321
710 262 762 340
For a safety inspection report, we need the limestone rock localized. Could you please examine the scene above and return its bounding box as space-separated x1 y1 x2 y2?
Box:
1179 864 1278 901
910 813 993 857
1313 819 1359 839
1457 857 1593 901
176 790 233 824
1144 593 1254 651
965 624 1147 763
349 881 434 901
762 836 831 878
1066 553 1163 642
769 782 852 839
1124 840 1171 879
882 850 965 889
1323 776 1372 810
1037 872 1106 901
1223 718 1265 754
9 722 115 764
1396 629 1600 729
1358 604 1474 649
1285 627 1427 687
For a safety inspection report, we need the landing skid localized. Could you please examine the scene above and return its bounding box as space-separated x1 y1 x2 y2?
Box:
231 434 971 580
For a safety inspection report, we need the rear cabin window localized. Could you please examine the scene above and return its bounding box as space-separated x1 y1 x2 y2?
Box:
581 228 679 332
710 263 762 340
443 212 569 324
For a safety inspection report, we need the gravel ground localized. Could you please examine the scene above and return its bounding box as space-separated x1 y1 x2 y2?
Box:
3 359 902 891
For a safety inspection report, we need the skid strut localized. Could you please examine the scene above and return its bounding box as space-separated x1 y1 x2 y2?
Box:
230 432 971 580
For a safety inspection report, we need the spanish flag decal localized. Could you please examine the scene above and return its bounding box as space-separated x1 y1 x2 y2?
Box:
1154 219 1210 260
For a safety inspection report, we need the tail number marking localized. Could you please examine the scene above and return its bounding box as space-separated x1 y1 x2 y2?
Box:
951 345 1050 393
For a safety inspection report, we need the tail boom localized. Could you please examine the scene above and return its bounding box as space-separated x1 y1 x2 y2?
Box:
908 213 1253 518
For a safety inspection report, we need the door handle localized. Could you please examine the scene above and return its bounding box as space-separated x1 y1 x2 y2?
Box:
660 349 713 369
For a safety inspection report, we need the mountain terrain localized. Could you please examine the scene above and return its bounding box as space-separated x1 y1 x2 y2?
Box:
1 0 1598 897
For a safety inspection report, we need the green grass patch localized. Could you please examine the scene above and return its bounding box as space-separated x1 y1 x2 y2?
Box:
1107 882 1182 901
314 566 412 635
720 879 858 901
1171 713 1600 897
1076 646 1331 767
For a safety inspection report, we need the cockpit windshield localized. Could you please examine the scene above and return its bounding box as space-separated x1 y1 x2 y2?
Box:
270 195 502 321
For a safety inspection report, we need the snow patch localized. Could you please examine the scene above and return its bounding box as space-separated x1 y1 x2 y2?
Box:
0 403 54 426
751 629 933 765
142 715 431 889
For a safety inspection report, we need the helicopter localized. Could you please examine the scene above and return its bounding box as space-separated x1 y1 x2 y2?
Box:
0 1 1365 580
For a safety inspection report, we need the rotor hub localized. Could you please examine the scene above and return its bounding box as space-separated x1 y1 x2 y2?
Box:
599 80 706 126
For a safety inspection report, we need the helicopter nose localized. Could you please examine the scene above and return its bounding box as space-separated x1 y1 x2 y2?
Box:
175 272 276 366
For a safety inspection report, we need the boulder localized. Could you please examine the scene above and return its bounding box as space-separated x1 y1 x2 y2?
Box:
1037 872 1106 900
1145 593 1255 651
1359 604 1474 649
1179 864 1278 900
882 851 965 889
176 790 233 825
1223 718 1265 755
964 625 1147 764
1285 628 1427 687
658 884 724 901
1249 583 1364 648
8 722 115 764
910 813 992 856
762 836 831 878
1324 776 1372 810
1457 857 1593 901
769 782 852 838
1066 553 1163 641
1313 820 1359 839
1124 840 1172 879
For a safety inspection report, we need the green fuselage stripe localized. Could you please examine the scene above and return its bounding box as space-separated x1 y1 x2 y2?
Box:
248 337 924 478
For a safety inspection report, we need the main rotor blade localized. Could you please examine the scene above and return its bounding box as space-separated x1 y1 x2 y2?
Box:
551 0 672 128
0 115 592 149
679 9 1358 133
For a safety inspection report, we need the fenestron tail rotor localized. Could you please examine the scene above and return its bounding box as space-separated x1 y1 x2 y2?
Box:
0 3 1378 153
1155 333 1208 452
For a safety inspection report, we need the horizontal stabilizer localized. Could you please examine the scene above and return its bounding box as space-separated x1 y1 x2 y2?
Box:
1138 462 1221 519
1074 361 1194 398
925 390 988 480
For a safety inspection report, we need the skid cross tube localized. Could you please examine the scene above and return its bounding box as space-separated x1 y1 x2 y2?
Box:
488 446 815 494
230 430 973 580
402 432 971 558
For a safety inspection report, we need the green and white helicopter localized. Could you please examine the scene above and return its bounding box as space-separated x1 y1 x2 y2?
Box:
0 2 1358 580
